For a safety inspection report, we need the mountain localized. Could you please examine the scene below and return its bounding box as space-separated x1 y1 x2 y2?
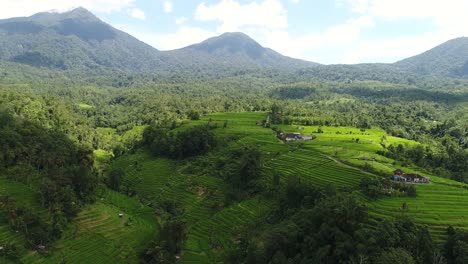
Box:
1 7 468 80
0 7 163 71
0 8 318 76
166 32 319 74
395 37 468 78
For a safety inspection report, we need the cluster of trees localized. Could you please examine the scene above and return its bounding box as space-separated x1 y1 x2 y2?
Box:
140 201 187 264
445 227 468 264
219 145 263 203
185 143 263 204
143 125 217 159
228 177 437 264
360 177 417 198
271 84 317 99
378 142 468 182
0 196 57 250
140 218 187 264
0 241 18 260
0 108 97 249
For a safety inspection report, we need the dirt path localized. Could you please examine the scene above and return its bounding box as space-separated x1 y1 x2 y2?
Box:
319 153 376 176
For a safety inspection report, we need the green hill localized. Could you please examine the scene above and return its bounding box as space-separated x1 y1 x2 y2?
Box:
395 37 468 78
0 7 163 72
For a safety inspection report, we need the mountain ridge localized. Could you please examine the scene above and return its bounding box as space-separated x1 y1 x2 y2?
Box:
395 37 468 78
0 7 320 74
0 7 468 79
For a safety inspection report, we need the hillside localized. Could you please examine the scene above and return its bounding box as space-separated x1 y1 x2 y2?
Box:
0 8 318 77
0 7 163 72
166 32 318 74
1 7 468 81
395 37 468 77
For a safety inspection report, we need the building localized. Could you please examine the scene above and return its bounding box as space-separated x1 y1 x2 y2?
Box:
392 169 429 183
281 132 314 142
256 120 265 126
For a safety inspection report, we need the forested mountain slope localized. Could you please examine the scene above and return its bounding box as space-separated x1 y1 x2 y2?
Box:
166 32 318 75
395 37 468 78
0 8 318 77
0 7 163 72
1 7 468 81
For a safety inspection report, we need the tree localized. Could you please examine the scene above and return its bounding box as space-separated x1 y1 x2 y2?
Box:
373 248 415 264
107 169 124 191
225 145 262 190
407 185 417 197
187 110 200 120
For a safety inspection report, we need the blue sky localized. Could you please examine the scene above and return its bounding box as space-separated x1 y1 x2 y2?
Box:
1 0 468 64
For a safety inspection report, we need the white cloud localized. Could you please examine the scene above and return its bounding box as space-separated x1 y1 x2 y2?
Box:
291 0 300 3
176 17 188 25
128 8 145 20
115 24 216 50
343 0 468 22
195 0 287 33
252 15 373 62
341 34 441 64
339 0 468 38
0 0 136 18
163 1 173 13
190 0 380 63
333 0 468 63
325 16 374 44
156 26 217 49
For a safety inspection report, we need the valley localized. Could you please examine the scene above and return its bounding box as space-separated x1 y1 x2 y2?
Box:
0 6 467 264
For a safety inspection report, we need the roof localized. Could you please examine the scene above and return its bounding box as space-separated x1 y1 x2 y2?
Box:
403 174 428 179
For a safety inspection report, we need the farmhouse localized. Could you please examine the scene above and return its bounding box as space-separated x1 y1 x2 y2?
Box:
392 169 429 183
280 132 314 142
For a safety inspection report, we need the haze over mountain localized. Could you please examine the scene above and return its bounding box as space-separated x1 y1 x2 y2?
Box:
0 7 467 80
395 37 468 78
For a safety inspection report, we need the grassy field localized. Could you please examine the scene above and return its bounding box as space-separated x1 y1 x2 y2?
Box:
76 103 94 110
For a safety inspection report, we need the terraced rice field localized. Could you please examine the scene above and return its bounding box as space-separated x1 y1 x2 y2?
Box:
22 189 158 264
103 112 279 263
0 176 45 213
181 198 273 263
264 148 369 188
184 112 468 250
0 177 43 263
277 121 468 242
109 150 273 263
368 183 468 242
109 152 179 202
3 112 465 263
0 224 24 264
